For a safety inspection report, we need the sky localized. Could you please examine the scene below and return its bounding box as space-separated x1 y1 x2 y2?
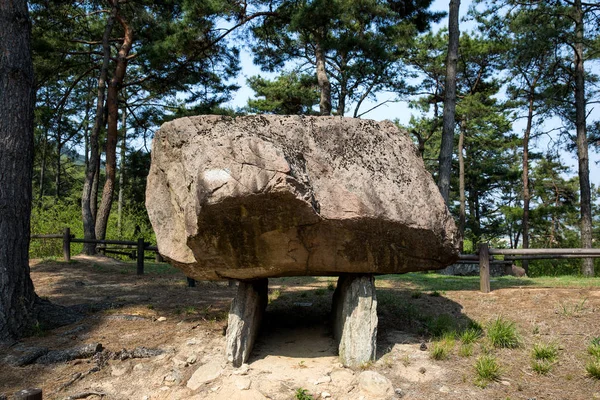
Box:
223 0 599 186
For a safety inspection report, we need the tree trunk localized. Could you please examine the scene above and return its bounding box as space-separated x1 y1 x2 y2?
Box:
81 7 116 254
438 0 460 204
38 131 48 201
315 41 332 116
118 108 126 237
522 90 535 274
574 0 593 277
55 136 62 200
0 0 37 341
458 123 466 253
95 11 134 240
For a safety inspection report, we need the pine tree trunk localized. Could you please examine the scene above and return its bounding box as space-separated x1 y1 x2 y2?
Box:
55 136 62 200
438 0 460 204
81 7 115 254
39 131 48 200
458 124 466 253
96 12 134 240
315 41 332 116
522 91 535 274
0 0 37 341
574 0 593 277
118 108 126 237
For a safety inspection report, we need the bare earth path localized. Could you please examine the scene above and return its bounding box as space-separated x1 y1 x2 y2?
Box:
1 257 599 399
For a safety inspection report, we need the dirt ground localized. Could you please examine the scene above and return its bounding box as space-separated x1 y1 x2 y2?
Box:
1 256 600 400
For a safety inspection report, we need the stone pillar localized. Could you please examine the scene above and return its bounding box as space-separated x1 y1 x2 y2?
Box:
225 278 268 367
332 274 378 368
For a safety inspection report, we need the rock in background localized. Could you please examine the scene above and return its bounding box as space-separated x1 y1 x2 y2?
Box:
146 115 459 280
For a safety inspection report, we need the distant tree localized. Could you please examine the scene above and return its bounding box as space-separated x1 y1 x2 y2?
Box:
246 72 319 115
251 0 442 116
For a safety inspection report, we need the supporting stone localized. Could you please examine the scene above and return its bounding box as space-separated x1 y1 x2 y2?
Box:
225 278 268 367
332 274 378 367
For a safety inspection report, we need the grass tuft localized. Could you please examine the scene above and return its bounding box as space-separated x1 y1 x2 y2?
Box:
431 333 455 360
487 317 520 349
459 343 473 357
460 327 483 344
531 342 558 362
587 359 600 379
474 355 501 387
531 359 553 375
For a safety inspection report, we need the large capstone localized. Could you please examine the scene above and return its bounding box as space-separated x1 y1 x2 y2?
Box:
146 115 459 280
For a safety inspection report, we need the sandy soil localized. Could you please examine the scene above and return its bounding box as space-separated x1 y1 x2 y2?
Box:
1 256 599 400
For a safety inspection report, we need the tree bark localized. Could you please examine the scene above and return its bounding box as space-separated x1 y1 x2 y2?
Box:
81 6 115 254
574 0 593 277
315 41 332 116
522 90 535 275
117 108 126 237
95 10 134 240
438 0 460 204
55 136 62 200
0 0 37 341
458 123 466 253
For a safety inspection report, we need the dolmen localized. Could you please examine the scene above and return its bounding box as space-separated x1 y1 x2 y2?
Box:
146 115 459 368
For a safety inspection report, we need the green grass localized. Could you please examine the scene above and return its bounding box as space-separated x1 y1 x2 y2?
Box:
531 342 559 362
531 360 553 375
377 273 600 291
588 337 600 358
459 343 474 357
426 314 457 337
586 359 600 379
474 355 501 387
431 339 454 360
460 327 483 344
487 317 520 349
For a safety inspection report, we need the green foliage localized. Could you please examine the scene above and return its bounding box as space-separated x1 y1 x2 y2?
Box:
246 72 319 115
251 0 442 116
474 355 501 387
30 199 155 258
487 317 521 349
295 388 314 400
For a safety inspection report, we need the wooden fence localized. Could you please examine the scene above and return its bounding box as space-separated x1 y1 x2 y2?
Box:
461 243 600 293
32 229 600 293
31 227 161 275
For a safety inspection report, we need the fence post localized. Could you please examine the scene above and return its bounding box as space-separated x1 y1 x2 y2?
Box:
14 388 42 400
62 227 71 262
479 242 491 293
137 238 145 275
187 277 196 287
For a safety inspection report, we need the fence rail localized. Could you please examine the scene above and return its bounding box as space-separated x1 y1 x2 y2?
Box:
32 229 598 292
31 227 162 275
